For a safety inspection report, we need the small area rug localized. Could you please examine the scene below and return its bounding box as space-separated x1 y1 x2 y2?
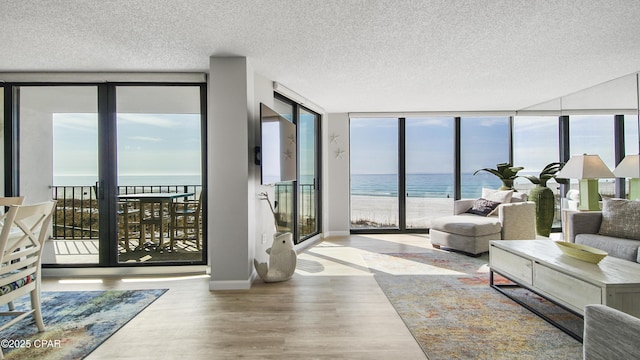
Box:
363 251 583 359
0 289 167 360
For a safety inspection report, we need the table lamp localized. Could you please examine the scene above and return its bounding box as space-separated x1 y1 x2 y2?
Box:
613 154 640 201
555 154 615 211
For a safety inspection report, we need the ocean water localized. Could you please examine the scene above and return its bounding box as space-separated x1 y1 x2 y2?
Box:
351 173 506 199
54 174 202 187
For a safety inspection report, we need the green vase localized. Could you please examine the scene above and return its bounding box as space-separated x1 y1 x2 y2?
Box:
528 184 555 237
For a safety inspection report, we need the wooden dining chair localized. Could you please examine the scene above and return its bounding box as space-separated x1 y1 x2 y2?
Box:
169 193 202 251
0 201 56 359
117 201 141 252
0 196 25 212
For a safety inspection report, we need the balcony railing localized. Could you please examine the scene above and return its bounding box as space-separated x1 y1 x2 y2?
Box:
51 185 202 240
51 183 316 242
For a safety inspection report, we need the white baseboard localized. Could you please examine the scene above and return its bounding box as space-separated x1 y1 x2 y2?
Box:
43 265 207 278
209 271 258 291
323 231 350 238
295 234 323 253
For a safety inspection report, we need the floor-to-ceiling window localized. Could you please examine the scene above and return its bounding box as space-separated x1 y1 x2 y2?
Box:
12 82 206 267
625 115 640 155
513 116 561 226
350 118 399 229
298 107 320 239
271 95 322 244
350 117 455 231
460 116 510 198
568 115 616 197
405 117 454 228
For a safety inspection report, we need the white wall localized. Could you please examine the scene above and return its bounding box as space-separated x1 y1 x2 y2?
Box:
208 56 276 290
208 57 252 289
323 113 351 236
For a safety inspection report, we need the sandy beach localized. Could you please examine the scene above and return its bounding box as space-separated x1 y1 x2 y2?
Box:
350 181 618 229
351 195 454 228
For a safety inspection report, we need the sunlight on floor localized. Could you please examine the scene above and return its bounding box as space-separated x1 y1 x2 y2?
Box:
295 233 439 277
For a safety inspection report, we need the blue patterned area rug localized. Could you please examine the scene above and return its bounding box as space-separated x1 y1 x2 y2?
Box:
363 252 583 359
0 289 167 360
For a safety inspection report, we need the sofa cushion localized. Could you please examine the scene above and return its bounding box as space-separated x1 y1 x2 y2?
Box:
482 188 513 203
431 214 502 237
510 192 528 203
575 233 639 262
465 198 501 216
598 198 640 240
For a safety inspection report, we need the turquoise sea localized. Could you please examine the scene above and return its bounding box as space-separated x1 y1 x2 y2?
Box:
55 173 529 199
54 174 202 187
351 173 509 199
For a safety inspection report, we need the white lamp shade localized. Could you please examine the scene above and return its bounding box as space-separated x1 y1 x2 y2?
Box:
613 154 640 178
556 154 615 179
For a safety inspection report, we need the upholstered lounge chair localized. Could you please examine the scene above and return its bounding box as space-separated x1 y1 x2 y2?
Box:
430 191 536 255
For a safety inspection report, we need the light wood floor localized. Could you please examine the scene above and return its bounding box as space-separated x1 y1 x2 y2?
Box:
42 234 432 359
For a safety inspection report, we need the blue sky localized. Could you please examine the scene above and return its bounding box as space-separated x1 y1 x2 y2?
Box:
53 113 202 179
350 115 640 175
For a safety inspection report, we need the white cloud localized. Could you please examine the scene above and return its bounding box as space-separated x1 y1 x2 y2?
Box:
129 136 162 142
53 113 97 133
118 114 181 128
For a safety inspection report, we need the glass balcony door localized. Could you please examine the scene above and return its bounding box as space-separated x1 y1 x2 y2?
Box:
17 84 205 267
19 86 101 265
115 86 204 264
298 107 320 239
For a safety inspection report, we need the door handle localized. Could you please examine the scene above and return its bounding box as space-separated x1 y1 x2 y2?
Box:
95 180 105 200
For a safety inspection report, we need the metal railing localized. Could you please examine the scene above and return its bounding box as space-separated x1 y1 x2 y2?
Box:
51 183 316 241
273 183 317 239
51 185 202 240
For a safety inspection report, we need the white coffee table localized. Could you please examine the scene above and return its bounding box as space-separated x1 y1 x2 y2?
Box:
489 239 640 341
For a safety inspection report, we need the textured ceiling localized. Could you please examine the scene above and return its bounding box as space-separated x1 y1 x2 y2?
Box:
1 1 640 113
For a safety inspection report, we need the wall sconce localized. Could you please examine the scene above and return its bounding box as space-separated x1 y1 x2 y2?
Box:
556 154 615 211
613 154 640 201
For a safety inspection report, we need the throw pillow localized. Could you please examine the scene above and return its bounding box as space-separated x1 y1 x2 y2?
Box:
598 198 640 240
466 198 501 217
482 188 514 203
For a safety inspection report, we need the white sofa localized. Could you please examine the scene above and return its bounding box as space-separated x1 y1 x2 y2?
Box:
430 192 536 255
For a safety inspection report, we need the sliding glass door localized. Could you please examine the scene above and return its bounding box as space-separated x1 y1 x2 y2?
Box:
21 86 100 265
15 83 205 267
270 95 321 243
298 107 320 239
115 86 204 263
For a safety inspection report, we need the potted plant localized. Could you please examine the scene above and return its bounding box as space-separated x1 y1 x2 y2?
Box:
473 162 524 190
521 162 568 237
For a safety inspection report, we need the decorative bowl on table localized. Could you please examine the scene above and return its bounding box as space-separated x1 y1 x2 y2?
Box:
555 241 608 264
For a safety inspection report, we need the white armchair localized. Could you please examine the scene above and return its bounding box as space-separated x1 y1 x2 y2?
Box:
430 194 536 255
